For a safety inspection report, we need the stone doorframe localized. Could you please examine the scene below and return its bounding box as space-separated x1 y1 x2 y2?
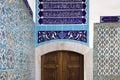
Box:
35 42 93 80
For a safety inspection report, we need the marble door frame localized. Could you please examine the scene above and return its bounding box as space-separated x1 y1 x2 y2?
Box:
35 42 93 80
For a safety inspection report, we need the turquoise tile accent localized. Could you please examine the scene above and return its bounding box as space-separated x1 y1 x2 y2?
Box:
36 0 89 46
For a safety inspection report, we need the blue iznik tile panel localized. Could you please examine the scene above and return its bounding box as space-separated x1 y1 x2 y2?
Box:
38 0 87 24
38 30 87 43
36 0 89 46
94 23 120 80
100 16 120 23
0 0 35 80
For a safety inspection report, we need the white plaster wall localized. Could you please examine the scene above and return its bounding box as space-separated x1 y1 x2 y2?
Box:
90 0 120 48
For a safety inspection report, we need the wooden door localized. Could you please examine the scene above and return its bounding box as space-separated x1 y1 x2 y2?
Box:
41 51 84 80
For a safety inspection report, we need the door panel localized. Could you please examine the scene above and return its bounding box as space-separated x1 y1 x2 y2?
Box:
41 51 84 80
44 68 58 80
41 52 59 80
63 51 84 80
44 52 59 65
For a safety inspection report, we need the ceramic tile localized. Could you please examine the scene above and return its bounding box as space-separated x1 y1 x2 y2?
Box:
0 0 35 80
94 23 120 80
100 16 120 23
0 71 8 80
39 0 87 24
38 30 87 43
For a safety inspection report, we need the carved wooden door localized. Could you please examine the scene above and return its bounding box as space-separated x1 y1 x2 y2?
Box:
41 51 84 80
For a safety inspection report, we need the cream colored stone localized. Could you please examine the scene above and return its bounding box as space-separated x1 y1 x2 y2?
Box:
35 42 93 80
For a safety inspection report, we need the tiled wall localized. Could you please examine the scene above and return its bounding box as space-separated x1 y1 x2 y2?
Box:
0 0 35 80
36 0 89 46
38 0 87 25
38 30 87 43
94 23 120 80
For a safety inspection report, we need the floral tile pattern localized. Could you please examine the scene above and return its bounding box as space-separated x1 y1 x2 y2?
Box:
0 0 35 80
38 30 87 43
36 0 89 46
94 23 120 80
